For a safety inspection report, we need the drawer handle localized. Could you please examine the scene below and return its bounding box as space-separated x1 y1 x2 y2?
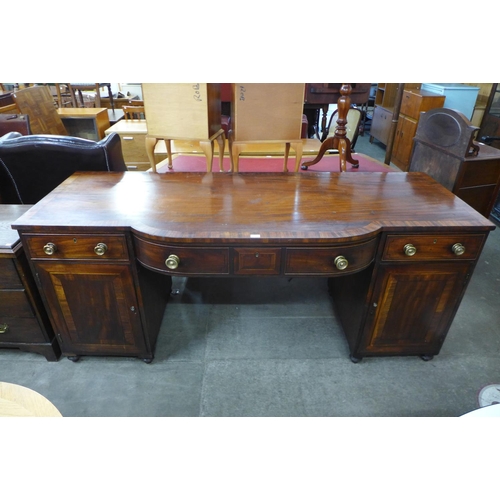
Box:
122 136 135 140
404 244 417 256
94 243 108 256
0 323 9 334
452 243 465 256
334 255 349 270
43 242 57 255
165 254 180 270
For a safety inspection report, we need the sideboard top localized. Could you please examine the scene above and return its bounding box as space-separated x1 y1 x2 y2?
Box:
12 172 495 244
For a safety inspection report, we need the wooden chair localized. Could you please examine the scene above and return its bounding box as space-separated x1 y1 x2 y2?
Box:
142 84 225 173
68 83 114 109
13 86 68 135
228 83 305 173
123 100 145 120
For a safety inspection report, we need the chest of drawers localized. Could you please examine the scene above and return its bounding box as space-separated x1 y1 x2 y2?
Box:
0 206 60 361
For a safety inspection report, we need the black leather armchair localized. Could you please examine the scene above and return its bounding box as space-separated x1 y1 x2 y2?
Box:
0 132 127 204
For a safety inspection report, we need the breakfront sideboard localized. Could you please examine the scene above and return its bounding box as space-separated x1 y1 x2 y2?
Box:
12 171 495 363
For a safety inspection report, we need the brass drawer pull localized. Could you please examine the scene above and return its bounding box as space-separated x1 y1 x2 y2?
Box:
165 254 180 270
43 242 57 255
334 255 348 270
0 323 9 334
94 243 108 256
452 243 465 256
404 244 417 256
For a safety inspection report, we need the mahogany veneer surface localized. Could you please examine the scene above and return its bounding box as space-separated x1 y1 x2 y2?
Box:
12 171 494 241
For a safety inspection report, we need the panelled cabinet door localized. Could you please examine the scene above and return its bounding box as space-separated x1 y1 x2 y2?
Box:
393 116 417 170
358 262 473 357
34 262 147 356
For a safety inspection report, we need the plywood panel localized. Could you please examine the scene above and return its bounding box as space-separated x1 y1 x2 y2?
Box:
142 83 221 139
231 84 305 141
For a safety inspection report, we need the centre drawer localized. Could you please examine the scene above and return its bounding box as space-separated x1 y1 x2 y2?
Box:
285 238 378 275
134 237 229 275
382 234 486 261
24 234 129 260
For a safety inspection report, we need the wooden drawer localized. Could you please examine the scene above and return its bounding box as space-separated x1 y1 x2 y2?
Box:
135 237 229 275
25 234 129 260
382 234 486 262
0 317 46 343
285 238 378 275
0 290 34 317
120 133 149 163
233 248 281 275
0 259 22 288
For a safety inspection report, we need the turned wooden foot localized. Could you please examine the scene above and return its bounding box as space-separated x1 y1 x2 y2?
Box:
420 354 434 361
349 354 362 363
142 357 153 364
68 355 81 362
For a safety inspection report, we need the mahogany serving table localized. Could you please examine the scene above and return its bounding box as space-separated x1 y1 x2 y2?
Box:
12 171 495 363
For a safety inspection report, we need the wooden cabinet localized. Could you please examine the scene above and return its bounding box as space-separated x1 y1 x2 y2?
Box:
0 206 60 361
13 171 494 363
369 83 420 145
22 231 171 362
104 120 168 170
392 89 445 171
330 231 486 362
57 108 110 140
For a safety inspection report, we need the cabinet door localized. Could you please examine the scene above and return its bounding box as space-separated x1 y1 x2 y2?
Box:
370 106 392 145
34 261 147 357
357 262 472 357
392 116 417 170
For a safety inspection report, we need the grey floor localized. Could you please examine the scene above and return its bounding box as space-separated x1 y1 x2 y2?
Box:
1 132 499 417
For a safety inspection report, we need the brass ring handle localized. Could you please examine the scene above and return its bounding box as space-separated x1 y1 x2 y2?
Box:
404 244 417 256
165 254 180 270
334 255 349 270
0 323 9 334
452 243 465 256
43 242 57 255
94 243 108 256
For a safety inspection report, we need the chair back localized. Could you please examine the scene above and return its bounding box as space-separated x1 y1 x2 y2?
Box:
13 86 68 135
0 132 127 204
123 101 145 120
326 107 362 149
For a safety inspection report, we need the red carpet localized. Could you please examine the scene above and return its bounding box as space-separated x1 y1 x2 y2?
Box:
156 153 392 173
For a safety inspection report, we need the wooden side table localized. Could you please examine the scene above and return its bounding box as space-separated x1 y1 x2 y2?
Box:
0 206 60 361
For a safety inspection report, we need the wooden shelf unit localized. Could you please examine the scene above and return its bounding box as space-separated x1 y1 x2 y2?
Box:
370 83 420 146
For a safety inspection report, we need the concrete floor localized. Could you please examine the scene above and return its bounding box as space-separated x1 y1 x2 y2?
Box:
1 133 499 417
